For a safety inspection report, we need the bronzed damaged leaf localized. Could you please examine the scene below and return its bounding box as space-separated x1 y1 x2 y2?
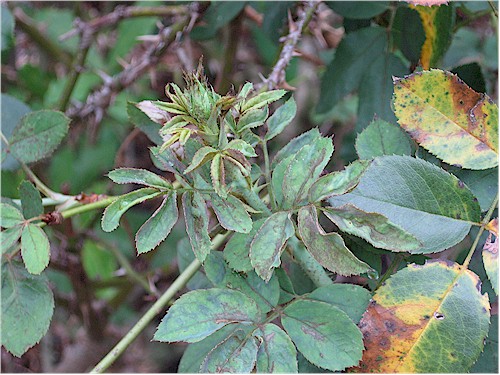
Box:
183 191 212 262
256 323 298 373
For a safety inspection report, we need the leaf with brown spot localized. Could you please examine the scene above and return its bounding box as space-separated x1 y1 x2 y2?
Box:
393 69 498 170
355 260 490 373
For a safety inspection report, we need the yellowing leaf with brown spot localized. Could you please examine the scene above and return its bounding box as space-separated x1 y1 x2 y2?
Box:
354 260 490 373
393 69 499 170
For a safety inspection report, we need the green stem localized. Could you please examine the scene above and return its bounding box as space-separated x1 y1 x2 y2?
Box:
488 0 498 18
58 42 91 111
462 193 498 269
20 163 72 201
90 232 229 373
60 196 117 220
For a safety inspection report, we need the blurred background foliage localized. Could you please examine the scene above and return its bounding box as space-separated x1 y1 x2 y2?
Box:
1 1 497 372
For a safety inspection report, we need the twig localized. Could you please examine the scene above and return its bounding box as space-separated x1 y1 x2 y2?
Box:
90 232 229 373
11 7 72 67
66 4 199 133
257 1 320 91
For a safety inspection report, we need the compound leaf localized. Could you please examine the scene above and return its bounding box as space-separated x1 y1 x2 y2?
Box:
21 224 50 275
329 155 481 253
135 191 178 254
250 211 294 282
356 261 490 373
256 323 298 373
281 299 364 371
182 191 212 262
101 188 160 232
322 204 422 252
154 288 261 343
297 205 372 276
10 110 70 164
108 168 171 189
393 69 498 170
1 260 54 357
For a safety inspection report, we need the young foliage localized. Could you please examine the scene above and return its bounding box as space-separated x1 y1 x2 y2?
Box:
356 261 490 373
393 69 498 169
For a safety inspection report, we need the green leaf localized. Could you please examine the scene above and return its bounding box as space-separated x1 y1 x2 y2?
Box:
322 204 422 252
272 128 321 168
307 284 372 324
108 168 171 189
255 323 298 373
184 146 218 174
329 155 481 253
242 90 286 112
0 203 25 228
81 240 117 281
483 228 498 295
182 192 212 262
413 4 453 69
237 106 269 132
224 139 257 157
357 260 490 373
471 315 498 373
1 7 14 52
282 136 333 209
200 329 259 373
326 1 389 19
9 110 70 164
21 224 50 275
190 1 246 40
101 188 160 232
209 193 252 234
136 191 178 254
1 261 54 357
271 154 294 207
392 6 426 65
224 218 267 273
393 69 498 169
265 97 297 141
250 211 294 282
177 237 212 291
19 181 43 219
308 160 370 202
297 205 372 276
281 299 364 371
355 119 412 159
154 288 261 343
